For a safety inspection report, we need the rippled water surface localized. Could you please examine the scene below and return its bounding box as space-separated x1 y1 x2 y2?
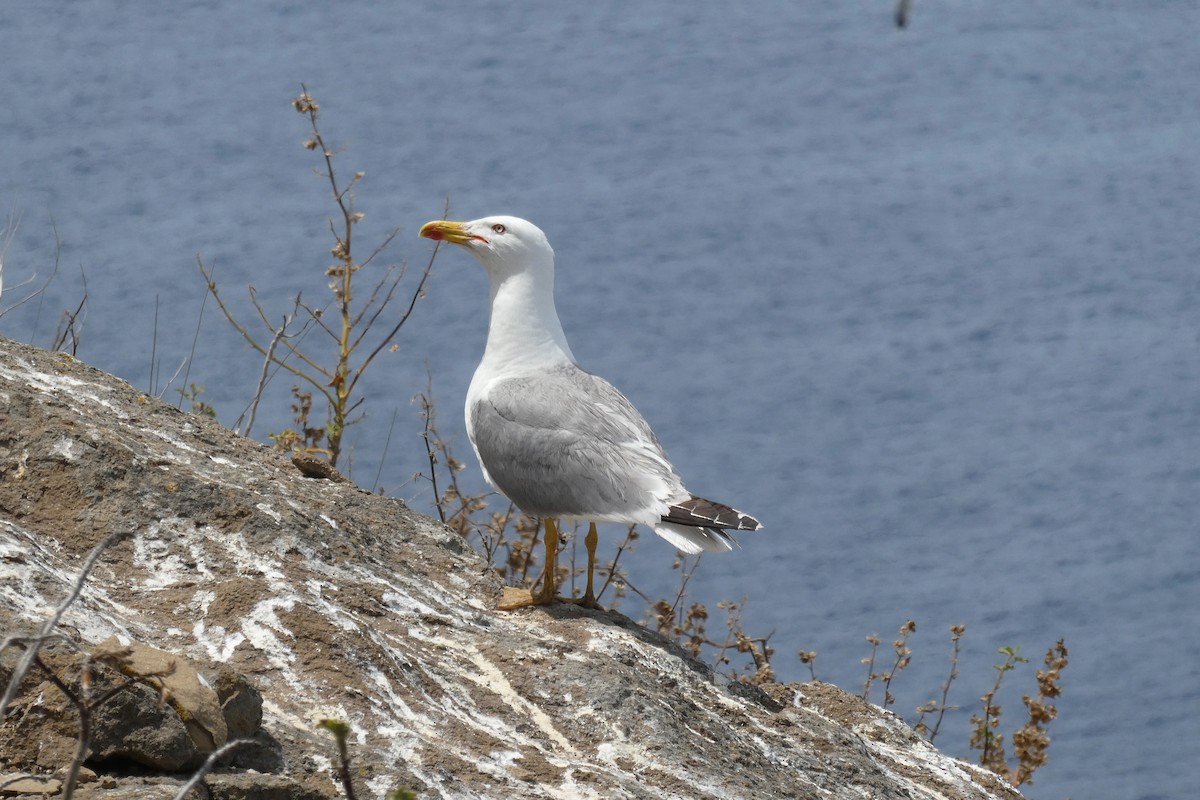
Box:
3 3 1198 798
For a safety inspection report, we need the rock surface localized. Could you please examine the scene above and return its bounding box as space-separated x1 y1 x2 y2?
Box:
0 336 1024 800
91 636 230 760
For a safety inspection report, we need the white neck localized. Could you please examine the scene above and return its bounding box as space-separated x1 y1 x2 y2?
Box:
480 269 575 375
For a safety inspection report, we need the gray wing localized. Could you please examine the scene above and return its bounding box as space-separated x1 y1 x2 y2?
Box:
469 364 685 520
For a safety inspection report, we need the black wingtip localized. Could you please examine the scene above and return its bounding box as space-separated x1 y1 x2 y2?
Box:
662 495 761 531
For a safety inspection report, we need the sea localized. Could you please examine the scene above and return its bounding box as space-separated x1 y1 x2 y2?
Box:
2 2 1198 798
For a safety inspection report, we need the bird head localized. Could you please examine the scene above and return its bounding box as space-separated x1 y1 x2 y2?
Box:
419 216 554 281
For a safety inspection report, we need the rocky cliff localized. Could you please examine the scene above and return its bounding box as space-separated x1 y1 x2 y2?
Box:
0 336 1023 800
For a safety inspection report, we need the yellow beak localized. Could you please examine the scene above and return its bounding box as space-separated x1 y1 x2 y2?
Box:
419 219 483 245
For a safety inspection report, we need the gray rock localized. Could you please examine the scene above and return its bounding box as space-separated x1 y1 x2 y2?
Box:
215 668 263 740
0 635 269 775
204 772 335 800
88 679 199 771
0 336 1023 800
91 635 228 756
214 669 285 773
0 775 63 796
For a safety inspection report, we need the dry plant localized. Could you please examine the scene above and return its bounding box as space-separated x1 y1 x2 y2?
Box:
0 215 88 355
969 644 1027 776
646 554 707 657
882 620 917 707
571 524 638 605
860 633 882 700
319 718 415 800
848 620 1066 784
49 265 89 356
416 382 492 540
147 294 206 402
168 739 256 800
644 557 776 685
176 383 217 418
860 620 916 709
914 623 966 742
797 649 818 681
1007 640 1068 786
0 208 46 320
0 206 17 309
318 719 358 800
967 640 1068 786
711 598 776 685
198 85 436 468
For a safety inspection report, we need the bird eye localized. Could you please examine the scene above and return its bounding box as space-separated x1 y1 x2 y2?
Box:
491 223 506 234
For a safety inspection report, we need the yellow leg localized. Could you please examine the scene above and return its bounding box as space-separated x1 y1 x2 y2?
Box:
564 522 602 609
533 518 560 605
582 522 599 607
498 519 603 611
498 517 560 610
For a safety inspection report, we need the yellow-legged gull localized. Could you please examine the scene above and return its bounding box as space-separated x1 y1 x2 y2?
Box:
420 215 761 609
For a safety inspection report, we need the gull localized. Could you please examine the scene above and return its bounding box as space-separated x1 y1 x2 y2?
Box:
420 216 760 609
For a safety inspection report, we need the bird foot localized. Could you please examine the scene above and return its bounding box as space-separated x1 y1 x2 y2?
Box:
497 586 557 610
561 594 603 610
497 587 536 609
497 587 603 610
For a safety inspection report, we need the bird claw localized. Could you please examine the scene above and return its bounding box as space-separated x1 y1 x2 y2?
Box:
561 594 603 611
497 587 534 610
497 587 603 611
497 586 557 610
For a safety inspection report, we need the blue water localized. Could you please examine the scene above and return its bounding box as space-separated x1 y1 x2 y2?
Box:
3 2 1198 797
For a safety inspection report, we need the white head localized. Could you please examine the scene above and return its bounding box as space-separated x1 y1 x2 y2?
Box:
419 215 555 283
420 214 574 364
